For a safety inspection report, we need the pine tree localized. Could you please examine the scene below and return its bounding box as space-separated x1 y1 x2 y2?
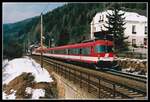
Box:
104 3 129 52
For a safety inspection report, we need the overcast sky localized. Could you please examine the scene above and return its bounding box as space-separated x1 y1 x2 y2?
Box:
3 2 65 24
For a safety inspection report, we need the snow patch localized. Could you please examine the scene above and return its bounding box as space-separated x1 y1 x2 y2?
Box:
3 57 53 85
25 87 32 94
25 87 46 99
32 89 45 99
122 68 146 77
116 57 147 62
3 59 9 68
3 91 16 99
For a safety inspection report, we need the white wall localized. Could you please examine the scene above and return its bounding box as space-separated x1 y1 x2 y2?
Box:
124 21 147 46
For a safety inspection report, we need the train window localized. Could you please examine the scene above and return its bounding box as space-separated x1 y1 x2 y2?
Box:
95 45 105 53
68 48 75 55
56 49 66 54
64 49 66 54
55 50 57 54
71 49 74 54
67 48 81 55
74 49 78 54
69 49 72 54
82 47 90 55
95 45 113 53
75 48 80 54
61 49 65 54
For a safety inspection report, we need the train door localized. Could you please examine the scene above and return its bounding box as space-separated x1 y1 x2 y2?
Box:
91 43 96 56
90 46 94 56
79 48 82 61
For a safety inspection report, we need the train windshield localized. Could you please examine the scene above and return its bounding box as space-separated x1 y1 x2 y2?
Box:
95 45 113 53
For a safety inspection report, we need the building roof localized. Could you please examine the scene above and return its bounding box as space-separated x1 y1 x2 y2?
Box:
91 10 147 23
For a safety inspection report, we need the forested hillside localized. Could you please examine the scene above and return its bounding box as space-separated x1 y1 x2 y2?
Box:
3 3 147 58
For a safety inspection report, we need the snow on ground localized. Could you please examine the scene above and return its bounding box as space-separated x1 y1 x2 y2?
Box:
25 87 32 94
3 90 16 99
3 87 45 100
3 59 9 68
2 56 54 99
122 68 146 77
25 87 45 99
116 57 147 77
115 57 147 62
32 89 45 99
3 56 53 85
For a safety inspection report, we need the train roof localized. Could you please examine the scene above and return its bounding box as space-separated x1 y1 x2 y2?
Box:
45 39 113 51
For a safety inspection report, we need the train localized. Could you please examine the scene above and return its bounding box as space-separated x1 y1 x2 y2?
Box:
33 33 118 69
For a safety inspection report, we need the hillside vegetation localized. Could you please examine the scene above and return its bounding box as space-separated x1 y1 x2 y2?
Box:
3 3 147 58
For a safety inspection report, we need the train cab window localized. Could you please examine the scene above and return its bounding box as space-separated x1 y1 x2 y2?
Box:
95 45 105 53
95 45 113 53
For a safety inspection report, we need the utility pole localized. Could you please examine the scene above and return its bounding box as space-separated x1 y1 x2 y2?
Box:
49 39 51 48
40 13 43 69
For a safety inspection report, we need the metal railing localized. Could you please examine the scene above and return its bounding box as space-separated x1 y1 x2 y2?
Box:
37 56 146 99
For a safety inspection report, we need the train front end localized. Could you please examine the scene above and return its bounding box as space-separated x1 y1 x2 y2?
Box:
94 40 118 69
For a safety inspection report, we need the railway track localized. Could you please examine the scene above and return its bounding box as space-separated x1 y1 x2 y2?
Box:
103 68 147 83
62 60 147 83
31 55 147 99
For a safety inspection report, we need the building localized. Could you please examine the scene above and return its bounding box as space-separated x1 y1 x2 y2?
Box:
90 10 148 48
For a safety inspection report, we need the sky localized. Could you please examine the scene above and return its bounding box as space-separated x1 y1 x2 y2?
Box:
3 2 66 24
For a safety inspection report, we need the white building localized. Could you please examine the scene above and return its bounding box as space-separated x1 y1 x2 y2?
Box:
91 10 148 48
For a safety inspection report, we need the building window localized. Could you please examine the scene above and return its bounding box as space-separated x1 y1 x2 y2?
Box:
99 14 104 22
145 26 147 34
132 25 136 34
132 39 136 47
144 38 147 46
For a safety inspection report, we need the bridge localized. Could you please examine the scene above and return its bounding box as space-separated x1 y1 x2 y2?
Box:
30 55 147 99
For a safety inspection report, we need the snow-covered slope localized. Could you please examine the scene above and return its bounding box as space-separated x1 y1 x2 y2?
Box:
2 56 54 99
3 56 53 85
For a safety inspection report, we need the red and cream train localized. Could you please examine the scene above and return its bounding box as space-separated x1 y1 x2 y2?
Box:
33 36 117 68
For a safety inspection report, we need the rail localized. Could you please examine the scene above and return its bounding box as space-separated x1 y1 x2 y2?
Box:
104 68 147 83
